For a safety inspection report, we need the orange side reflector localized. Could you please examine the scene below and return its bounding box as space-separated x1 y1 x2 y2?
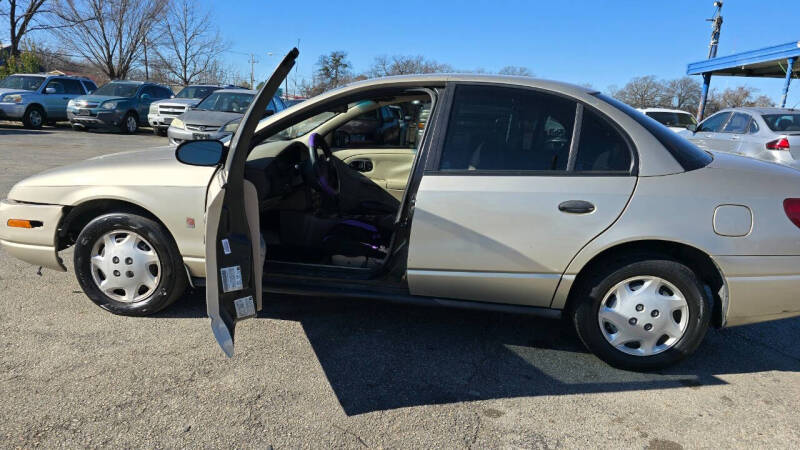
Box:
7 219 36 228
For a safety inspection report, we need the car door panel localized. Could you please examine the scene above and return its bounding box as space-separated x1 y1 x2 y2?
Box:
332 148 415 200
407 175 636 306
205 48 297 356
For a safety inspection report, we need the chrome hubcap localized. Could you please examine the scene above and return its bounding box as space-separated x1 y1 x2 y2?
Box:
126 116 137 132
597 276 689 356
90 231 161 303
29 110 42 126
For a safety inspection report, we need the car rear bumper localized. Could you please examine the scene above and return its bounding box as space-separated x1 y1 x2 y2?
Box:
716 255 800 326
0 103 26 119
0 199 66 271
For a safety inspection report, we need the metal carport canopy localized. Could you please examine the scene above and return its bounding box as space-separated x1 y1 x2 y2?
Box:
687 40 800 117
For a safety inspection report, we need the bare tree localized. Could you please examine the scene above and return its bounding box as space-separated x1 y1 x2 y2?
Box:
498 65 533 77
300 50 353 96
368 54 452 77
662 76 701 111
50 0 167 80
1 0 50 56
150 0 227 86
611 75 666 109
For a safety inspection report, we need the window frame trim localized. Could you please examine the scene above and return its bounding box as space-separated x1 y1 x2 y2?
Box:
424 81 638 177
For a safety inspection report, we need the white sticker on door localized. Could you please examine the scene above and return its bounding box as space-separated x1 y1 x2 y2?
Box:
220 265 243 293
233 295 256 319
221 238 231 255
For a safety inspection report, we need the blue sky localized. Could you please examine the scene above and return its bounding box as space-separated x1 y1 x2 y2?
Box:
216 0 800 105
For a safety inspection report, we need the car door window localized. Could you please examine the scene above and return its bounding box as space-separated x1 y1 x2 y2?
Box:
61 79 84 94
722 113 750 134
748 120 759 134
574 109 632 172
82 80 97 93
45 80 65 94
332 100 431 150
439 85 576 171
697 112 731 132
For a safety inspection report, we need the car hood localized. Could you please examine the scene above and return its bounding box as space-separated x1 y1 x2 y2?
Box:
179 110 243 127
0 88 32 97
8 147 216 204
73 94 130 104
153 98 199 107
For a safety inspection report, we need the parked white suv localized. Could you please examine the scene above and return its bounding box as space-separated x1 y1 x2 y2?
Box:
147 85 231 136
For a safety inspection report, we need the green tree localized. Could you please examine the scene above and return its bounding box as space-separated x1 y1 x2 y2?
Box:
0 50 41 79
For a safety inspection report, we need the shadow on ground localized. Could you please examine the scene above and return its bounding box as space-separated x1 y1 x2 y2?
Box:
160 289 800 416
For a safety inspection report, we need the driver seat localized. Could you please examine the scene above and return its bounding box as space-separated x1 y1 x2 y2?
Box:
322 218 391 259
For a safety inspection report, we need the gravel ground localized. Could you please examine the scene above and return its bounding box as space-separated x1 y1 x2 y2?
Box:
1 123 799 449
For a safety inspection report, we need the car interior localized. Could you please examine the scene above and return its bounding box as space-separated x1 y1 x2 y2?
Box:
242 91 434 271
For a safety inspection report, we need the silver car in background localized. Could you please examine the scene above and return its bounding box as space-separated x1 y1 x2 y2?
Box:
147 84 230 136
166 89 286 145
0 73 97 128
682 107 800 168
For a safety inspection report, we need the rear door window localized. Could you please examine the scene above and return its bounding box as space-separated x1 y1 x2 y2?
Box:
697 112 731 132
722 112 750 134
439 85 576 172
61 79 85 94
574 109 632 172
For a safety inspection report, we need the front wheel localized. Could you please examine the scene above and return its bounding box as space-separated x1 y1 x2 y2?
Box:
23 105 45 129
572 258 710 371
74 213 186 316
120 112 138 134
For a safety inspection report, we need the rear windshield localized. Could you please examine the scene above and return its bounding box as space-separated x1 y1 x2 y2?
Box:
176 86 220 99
93 82 140 97
645 111 697 128
597 94 712 171
195 91 255 113
762 114 800 132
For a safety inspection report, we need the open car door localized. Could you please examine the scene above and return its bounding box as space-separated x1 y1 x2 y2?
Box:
205 48 298 356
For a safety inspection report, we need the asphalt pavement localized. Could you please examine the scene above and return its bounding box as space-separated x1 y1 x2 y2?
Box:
1 123 799 449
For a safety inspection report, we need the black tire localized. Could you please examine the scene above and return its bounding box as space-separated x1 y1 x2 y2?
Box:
120 112 138 134
74 212 186 316
22 105 45 129
153 127 167 136
572 257 711 371
71 123 86 131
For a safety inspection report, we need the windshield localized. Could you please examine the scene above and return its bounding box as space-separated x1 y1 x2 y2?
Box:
266 111 340 141
645 111 697 128
175 86 219 99
196 91 254 113
762 114 800 132
93 82 140 97
0 75 45 91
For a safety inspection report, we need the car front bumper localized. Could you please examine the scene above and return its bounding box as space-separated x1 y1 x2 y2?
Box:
0 199 66 271
68 108 125 129
0 102 26 120
716 255 800 326
167 126 230 146
148 113 176 130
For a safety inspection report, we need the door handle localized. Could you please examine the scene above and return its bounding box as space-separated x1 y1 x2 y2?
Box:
558 200 595 214
348 159 373 172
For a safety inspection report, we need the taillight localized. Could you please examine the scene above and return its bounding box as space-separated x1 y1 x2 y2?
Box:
766 138 790 150
783 199 800 228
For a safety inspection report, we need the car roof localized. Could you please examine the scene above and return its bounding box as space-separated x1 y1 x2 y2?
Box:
638 107 693 114
719 106 799 115
214 88 257 94
11 73 91 80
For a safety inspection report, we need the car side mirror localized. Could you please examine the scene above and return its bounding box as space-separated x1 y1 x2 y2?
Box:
175 140 225 166
686 124 698 133
140 93 151 101
45 87 56 94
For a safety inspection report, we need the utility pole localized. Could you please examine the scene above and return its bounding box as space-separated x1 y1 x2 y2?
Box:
249 53 258 89
697 1 723 121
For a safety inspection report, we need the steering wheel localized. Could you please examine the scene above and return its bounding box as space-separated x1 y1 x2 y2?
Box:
306 133 339 197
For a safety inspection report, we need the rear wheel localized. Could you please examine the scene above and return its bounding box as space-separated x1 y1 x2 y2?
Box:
73 212 186 316
153 127 167 136
22 105 45 129
572 257 710 371
120 112 138 134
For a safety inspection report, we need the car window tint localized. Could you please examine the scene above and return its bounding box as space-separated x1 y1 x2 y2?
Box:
748 120 759 134
46 80 65 94
61 79 84 94
82 80 97 92
723 113 750 133
697 112 730 132
158 87 173 98
333 100 430 150
440 85 576 171
574 109 632 172
762 114 800 132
